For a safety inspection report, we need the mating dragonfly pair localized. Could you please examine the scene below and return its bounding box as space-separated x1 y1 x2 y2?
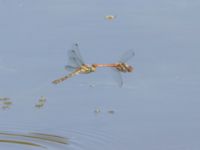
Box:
52 43 135 87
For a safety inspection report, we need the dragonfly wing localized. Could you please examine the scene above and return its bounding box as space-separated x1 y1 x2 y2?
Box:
109 49 134 87
110 68 123 87
67 43 85 67
119 49 135 63
72 43 85 64
64 65 77 72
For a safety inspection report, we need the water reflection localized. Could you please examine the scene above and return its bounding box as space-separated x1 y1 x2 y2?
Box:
0 139 45 149
0 131 68 149
61 127 113 150
0 125 114 150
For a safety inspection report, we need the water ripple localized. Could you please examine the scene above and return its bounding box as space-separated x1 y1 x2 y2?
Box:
58 127 114 150
0 123 114 150
0 130 69 150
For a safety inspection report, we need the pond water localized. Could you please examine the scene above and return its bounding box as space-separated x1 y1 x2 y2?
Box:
0 0 200 149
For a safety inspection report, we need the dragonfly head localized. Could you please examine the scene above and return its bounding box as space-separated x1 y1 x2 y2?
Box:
128 65 134 72
124 63 134 72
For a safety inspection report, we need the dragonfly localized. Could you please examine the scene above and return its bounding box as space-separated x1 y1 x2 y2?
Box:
52 43 96 84
92 50 135 87
52 43 135 87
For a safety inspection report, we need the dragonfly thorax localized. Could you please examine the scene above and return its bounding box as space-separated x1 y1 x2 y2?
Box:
116 63 133 72
81 64 96 73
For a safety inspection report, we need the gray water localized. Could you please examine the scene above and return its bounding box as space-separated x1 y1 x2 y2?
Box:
0 0 200 149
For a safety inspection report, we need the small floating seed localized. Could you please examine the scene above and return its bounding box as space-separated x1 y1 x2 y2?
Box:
105 15 116 21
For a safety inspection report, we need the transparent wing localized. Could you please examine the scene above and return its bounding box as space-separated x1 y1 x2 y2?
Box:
110 68 123 87
111 49 135 87
119 49 135 63
72 43 85 64
64 65 77 72
67 43 85 67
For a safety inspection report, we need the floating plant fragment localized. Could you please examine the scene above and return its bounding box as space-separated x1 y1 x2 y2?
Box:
0 97 10 101
35 96 46 109
3 101 12 105
0 97 12 110
1 105 10 110
105 15 117 21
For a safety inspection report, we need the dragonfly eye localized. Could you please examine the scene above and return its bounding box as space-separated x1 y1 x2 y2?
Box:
128 66 134 72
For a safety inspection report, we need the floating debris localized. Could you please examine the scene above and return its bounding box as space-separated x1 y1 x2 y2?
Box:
108 110 115 114
94 108 101 114
89 84 95 88
0 97 12 110
38 96 46 103
105 15 116 21
35 96 46 109
3 101 12 105
1 105 10 110
0 97 10 101
35 103 44 109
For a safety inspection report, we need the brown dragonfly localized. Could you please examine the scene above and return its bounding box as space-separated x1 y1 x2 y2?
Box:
93 49 135 87
52 43 135 87
52 43 96 84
